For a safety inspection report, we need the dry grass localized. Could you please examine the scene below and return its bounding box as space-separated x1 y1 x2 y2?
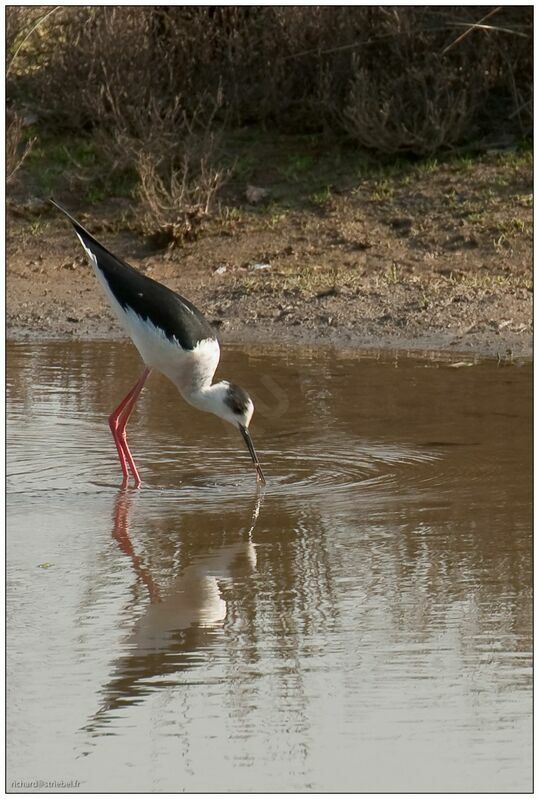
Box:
343 57 480 155
136 144 230 247
6 112 35 185
8 7 531 146
6 6 532 241
116 99 232 247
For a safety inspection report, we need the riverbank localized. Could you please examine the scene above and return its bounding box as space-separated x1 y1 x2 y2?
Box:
7 145 532 358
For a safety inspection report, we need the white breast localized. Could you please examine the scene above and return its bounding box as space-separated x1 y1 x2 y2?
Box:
123 308 221 393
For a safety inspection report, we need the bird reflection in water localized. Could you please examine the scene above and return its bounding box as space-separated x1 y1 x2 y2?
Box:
85 489 263 734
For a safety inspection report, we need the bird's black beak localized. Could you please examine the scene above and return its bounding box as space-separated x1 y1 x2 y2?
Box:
240 425 266 485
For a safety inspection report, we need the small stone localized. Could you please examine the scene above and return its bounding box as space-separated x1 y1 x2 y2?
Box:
246 185 270 204
21 111 38 127
274 309 290 321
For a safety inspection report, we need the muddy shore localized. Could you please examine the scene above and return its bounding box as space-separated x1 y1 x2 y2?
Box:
7 151 532 359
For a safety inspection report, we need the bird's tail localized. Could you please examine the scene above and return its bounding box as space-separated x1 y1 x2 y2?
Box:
49 198 99 246
49 198 132 276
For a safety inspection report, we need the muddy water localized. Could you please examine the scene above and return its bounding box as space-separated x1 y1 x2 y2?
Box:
7 341 531 792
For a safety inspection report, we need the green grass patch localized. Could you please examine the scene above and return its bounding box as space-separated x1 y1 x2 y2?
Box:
22 131 137 204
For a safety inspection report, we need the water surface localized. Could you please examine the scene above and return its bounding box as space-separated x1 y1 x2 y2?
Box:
7 341 532 792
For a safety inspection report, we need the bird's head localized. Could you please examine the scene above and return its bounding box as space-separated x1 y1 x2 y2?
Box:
209 381 266 485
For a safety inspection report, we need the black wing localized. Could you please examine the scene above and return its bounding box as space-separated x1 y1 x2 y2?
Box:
51 200 217 350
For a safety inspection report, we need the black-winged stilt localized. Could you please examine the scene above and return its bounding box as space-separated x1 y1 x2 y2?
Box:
51 200 266 488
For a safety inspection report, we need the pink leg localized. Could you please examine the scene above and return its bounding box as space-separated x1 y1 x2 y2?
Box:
115 377 150 485
108 368 151 487
109 369 151 486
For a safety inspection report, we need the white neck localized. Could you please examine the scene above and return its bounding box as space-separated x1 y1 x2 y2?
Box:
175 379 254 428
182 382 226 416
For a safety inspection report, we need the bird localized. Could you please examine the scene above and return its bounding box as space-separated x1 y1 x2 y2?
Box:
50 199 266 488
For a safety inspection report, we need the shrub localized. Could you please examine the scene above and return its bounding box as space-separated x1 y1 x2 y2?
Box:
133 102 231 247
8 6 532 148
5 6 532 226
319 7 532 152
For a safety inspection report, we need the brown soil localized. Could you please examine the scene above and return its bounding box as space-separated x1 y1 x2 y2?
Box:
7 151 532 358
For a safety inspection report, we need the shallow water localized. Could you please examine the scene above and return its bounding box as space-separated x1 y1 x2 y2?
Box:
7 340 532 792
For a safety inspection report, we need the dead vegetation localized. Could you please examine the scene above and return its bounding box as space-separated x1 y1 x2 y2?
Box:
6 112 35 185
342 56 480 155
136 138 230 247
6 6 532 244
